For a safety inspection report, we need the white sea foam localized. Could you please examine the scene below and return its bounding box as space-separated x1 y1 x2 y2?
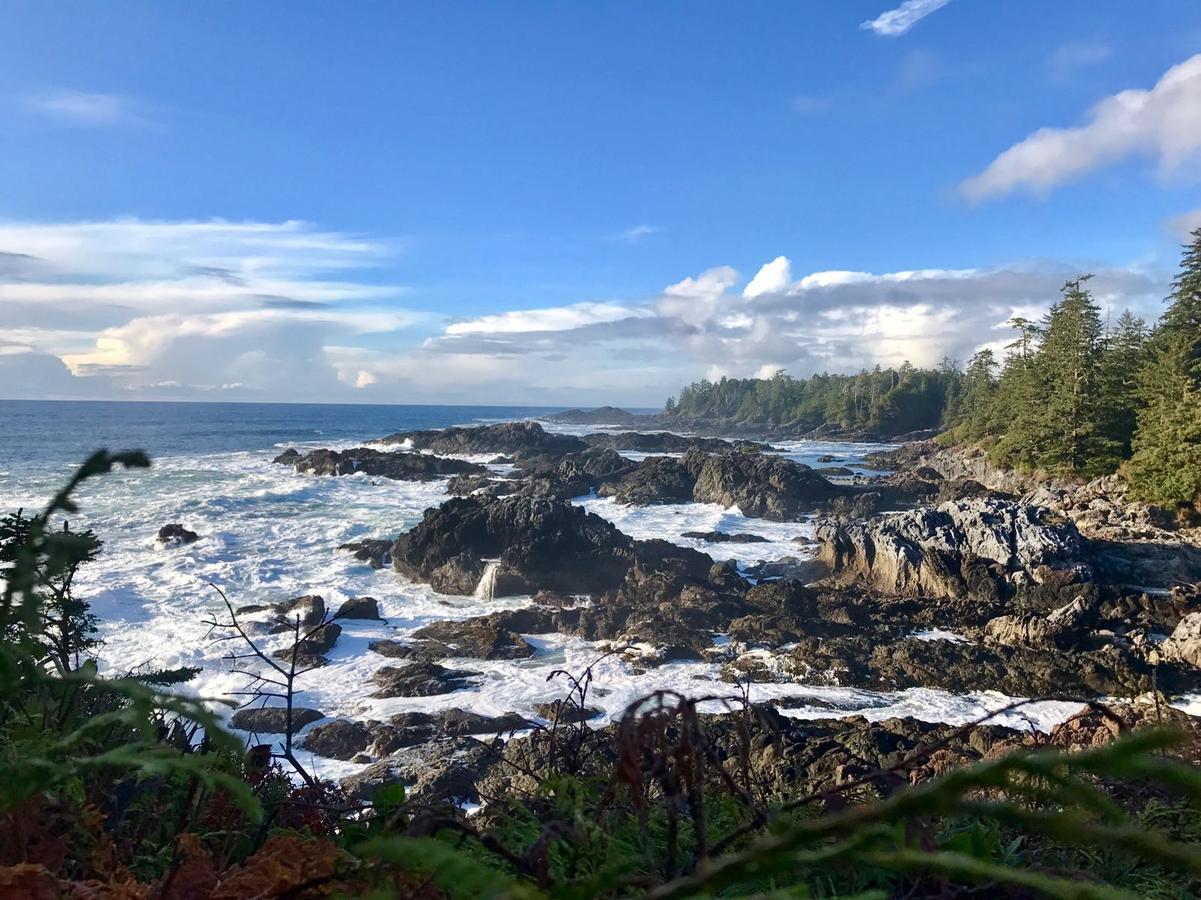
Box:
0 436 1089 781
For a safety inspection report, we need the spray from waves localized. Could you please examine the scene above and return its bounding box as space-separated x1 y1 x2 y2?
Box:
473 559 502 600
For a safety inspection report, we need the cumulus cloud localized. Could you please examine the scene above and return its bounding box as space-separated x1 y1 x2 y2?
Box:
861 0 951 37
962 53 1201 202
22 89 147 127
743 257 792 299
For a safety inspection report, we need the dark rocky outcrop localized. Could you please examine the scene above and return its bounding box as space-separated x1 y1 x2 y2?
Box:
545 406 651 427
338 539 392 569
301 719 375 760
392 495 635 596
156 523 199 546
681 531 769 544
335 596 382 620
279 447 487 481
370 662 482 697
686 450 846 521
340 736 497 804
231 706 324 734
378 421 586 460
533 701 602 723
406 608 555 660
597 456 695 504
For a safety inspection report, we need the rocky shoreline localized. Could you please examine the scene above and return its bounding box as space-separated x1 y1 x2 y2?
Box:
255 419 1201 806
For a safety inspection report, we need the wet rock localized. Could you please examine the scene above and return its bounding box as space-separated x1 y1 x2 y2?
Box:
231 706 324 734
335 596 382 620
378 421 586 461
271 622 341 666
439 708 531 736
533 701 603 724
446 474 515 496
815 466 855 477
156 523 199 546
301 719 374 760
408 608 554 660
686 450 847 521
271 595 326 628
681 530 770 544
392 495 634 596
285 447 488 480
272 448 301 465
598 456 696 504
338 539 392 569
371 662 482 697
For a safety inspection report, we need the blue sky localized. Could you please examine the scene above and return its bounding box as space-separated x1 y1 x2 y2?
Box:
2 1 1200 405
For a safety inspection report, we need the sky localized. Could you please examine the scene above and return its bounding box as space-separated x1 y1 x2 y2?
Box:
2 1 1200 407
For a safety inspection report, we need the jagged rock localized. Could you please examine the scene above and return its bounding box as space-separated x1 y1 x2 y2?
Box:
301 719 374 760
270 595 326 628
439 708 531 736
446 474 515 497
156 523 199 546
533 701 602 723
686 450 846 521
681 530 769 544
231 706 324 734
338 539 392 569
392 495 634 596
370 662 482 697
272 622 341 665
598 456 696 504
1162 612 1201 669
984 595 1097 650
408 608 554 659
378 421 586 460
340 736 496 804
272 448 301 465
335 596 382 620
283 447 487 480
814 498 1089 603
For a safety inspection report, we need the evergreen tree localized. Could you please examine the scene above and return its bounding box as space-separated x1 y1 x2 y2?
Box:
1098 309 1147 459
1128 228 1201 510
1034 276 1118 475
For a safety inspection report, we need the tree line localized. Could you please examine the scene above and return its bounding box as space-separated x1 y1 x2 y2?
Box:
666 229 1201 511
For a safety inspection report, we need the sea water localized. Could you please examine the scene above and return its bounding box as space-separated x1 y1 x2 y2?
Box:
0 400 1083 780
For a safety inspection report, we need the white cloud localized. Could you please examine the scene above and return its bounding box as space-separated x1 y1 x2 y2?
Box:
861 0 951 37
22 89 146 127
614 224 663 243
446 302 648 336
0 218 416 400
962 53 1201 202
1165 208 1201 238
744 256 793 299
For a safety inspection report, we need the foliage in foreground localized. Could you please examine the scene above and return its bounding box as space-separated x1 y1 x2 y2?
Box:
3 456 1201 897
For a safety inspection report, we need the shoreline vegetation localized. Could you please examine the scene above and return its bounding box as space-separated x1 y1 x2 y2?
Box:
1 233 1199 896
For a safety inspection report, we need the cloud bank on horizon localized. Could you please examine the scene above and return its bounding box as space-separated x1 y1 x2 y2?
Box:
0 216 1172 407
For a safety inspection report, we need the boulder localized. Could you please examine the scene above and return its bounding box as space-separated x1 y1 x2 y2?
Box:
392 495 634 596
338 539 392 569
231 706 324 734
439 708 531 736
814 497 1090 603
340 736 495 805
408 608 553 659
597 456 696 504
377 421 586 460
685 450 846 521
156 523 199 546
335 596 382 620
370 662 482 697
301 719 374 760
534 701 603 724
1162 612 1201 669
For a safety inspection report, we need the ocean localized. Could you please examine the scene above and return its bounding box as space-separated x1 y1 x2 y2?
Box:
0 399 1081 781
